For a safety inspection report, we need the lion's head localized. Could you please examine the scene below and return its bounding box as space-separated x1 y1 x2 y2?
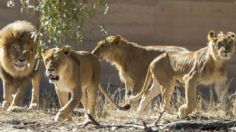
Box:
41 46 71 83
92 35 122 59
208 31 236 60
0 20 37 77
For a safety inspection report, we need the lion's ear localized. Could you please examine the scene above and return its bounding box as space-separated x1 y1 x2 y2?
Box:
227 32 236 40
41 47 49 58
113 35 121 45
19 31 32 40
207 30 216 41
60 45 71 56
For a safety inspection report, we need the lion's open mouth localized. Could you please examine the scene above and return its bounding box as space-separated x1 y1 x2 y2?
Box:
221 53 227 57
14 63 25 67
48 74 59 81
221 51 228 56
220 52 231 60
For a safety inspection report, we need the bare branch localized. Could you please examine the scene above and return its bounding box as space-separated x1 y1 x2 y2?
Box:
153 111 165 126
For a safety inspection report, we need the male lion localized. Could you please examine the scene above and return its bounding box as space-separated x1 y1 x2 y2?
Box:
130 31 236 118
92 35 188 101
41 46 130 123
0 20 40 111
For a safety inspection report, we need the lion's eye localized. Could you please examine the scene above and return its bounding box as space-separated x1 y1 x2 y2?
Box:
218 42 223 48
11 45 17 50
53 57 60 64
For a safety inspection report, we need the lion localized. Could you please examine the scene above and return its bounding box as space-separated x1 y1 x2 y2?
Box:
41 46 130 123
92 35 188 101
0 20 40 111
129 31 236 118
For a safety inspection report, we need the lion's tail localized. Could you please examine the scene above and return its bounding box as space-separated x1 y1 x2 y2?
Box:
98 84 130 110
129 67 153 102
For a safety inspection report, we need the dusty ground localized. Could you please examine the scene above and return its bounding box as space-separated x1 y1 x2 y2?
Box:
0 108 147 132
1 88 236 131
0 107 236 132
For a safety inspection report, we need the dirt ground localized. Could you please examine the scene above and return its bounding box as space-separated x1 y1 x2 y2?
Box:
0 88 235 131
0 107 236 132
0 108 147 132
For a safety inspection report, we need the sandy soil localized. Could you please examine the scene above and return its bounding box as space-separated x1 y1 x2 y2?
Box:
0 107 235 132
0 108 146 132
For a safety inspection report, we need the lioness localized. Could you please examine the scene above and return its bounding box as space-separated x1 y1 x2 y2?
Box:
130 31 236 118
0 20 40 111
92 35 188 100
41 46 130 122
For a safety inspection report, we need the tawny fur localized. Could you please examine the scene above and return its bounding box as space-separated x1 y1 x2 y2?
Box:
0 20 40 110
92 35 188 99
130 31 236 117
41 46 130 122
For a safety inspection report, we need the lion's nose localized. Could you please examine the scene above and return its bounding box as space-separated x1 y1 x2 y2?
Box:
222 47 229 53
18 58 25 62
222 50 229 54
18 54 26 62
224 50 229 53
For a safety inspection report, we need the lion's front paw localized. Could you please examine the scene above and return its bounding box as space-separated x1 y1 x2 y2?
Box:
28 103 38 110
2 101 10 109
7 106 25 112
179 104 189 118
54 112 72 122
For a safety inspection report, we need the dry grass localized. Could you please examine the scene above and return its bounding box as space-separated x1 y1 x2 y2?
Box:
94 84 234 122
0 84 235 131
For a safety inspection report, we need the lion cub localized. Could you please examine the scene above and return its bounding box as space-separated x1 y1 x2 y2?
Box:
130 31 236 118
92 35 188 102
41 46 130 123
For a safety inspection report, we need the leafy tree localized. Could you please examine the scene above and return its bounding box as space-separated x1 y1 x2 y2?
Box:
7 0 108 47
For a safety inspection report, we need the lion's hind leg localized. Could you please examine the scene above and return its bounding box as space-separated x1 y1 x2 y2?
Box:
79 85 100 127
149 53 175 112
161 81 175 112
86 85 97 116
137 78 161 114
81 87 88 111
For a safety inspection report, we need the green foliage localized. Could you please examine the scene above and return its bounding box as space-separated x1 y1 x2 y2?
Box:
8 0 108 46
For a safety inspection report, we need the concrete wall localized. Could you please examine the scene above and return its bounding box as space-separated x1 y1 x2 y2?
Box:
0 0 236 91
81 0 236 90
0 1 38 30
